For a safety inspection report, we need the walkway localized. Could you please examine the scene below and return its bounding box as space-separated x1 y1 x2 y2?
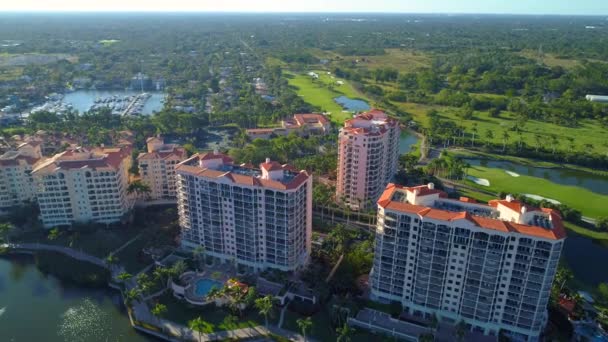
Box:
2 242 108 269
108 233 142 256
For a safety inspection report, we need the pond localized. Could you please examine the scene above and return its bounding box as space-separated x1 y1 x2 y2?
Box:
0 255 152 342
562 231 608 288
463 158 608 196
399 132 419 155
63 90 166 115
334 95 370 112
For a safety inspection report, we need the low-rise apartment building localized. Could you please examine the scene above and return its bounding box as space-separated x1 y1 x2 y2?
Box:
336 109 400 210
245 113 331 139
370 183 566 341
32 146 133 228
137 137 187 200
176 152 312 272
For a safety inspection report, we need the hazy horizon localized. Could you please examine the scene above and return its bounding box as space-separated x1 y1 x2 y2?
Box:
1 0 608 16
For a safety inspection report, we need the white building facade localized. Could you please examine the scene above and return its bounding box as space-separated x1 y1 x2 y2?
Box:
137 137 187 200
176 152 312 272
32 146 133 228
0 145 41 211
370 183 566 342
336 109 400 210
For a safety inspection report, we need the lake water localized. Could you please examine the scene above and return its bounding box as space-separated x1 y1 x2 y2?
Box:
63 90 166 115
399 132 419 154
463 158 608 196
562 232 608 288
334 96 370 112
0 255 151 342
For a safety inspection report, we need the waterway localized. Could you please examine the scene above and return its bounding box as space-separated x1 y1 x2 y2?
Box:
63 90 166 115
0 255 151 342
333 95 371 112
463 158 608 195
399 132 419 155
562 231 608 288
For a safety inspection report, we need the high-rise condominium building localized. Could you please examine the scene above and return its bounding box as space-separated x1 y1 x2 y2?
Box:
137 137 187 200
0 143 42 211
336 109 400 210
176 152 312 272
32 146 133 228
370 183 566 342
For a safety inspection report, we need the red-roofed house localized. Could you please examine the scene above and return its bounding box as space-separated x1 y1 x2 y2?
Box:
370 183 566 341
175 152 312 272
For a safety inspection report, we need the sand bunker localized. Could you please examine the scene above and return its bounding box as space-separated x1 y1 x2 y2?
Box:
467 175 490 186
523 194 561 205
505 170 520 177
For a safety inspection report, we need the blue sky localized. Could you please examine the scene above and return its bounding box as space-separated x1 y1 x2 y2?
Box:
1 0 607 15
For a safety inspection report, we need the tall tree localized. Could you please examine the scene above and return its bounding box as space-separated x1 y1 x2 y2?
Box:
297 317 313 342
254 295 274 328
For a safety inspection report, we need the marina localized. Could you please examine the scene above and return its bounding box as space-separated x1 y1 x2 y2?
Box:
30 90 166 116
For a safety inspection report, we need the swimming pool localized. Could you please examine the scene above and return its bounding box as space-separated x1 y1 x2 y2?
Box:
194 279 222 297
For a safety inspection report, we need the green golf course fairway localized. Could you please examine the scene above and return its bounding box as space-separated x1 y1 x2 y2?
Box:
285 70 370 123
465 165 608 219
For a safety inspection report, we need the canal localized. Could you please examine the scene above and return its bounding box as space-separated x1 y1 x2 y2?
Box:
0 255 151 342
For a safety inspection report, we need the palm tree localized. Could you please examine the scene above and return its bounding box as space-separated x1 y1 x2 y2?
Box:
429 313 439 334
124 288 141 307
485 129 494 146
454 320 467 342
192 245 206 272
105 254 119 266
188 316 209 341
534 134 542 152
336 323 353 342
117 272 132 289
151 303 167 325
471 123 478 147
254 295 274 328
296 317 312 342
502 130 510 152
550 134 559 154
127 180 151 200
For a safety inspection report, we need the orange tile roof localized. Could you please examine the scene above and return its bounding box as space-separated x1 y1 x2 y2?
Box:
378 183 566 240
176 153 309 191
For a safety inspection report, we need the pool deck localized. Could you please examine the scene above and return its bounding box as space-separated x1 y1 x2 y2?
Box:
180 264 235 305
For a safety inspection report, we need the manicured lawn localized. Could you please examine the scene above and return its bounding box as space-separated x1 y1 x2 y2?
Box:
563 221 608 241
282 307 336 341
285 70 370 124
332 48 432 73
155 293 267 332
464 164 608 218
394 101 608 155
114 235 153 273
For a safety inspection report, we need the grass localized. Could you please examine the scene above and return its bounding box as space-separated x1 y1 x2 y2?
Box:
394 101 608 155
285 70 371 124
451 149 608 176
464 164 608 218
115 236 153 273
563 221 608 241
518 50 582 69
282 306 337 341
333 48 432 73
155 293 266 332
